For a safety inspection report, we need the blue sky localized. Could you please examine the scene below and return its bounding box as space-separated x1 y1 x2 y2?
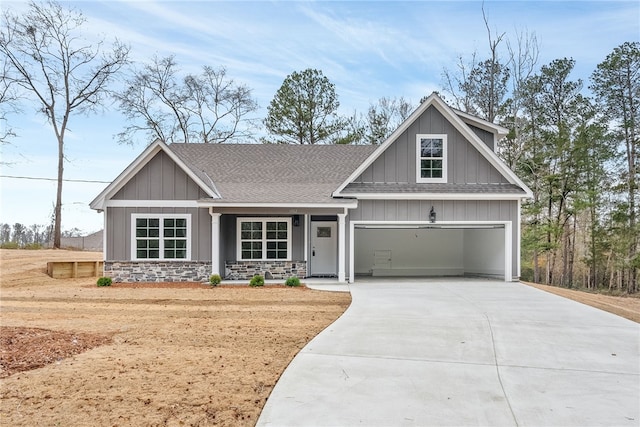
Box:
1 0 638 234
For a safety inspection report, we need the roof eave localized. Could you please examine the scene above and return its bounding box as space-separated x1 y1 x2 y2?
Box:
198 200 359 209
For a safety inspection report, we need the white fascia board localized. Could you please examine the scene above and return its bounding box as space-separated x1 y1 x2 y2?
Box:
104 200 200 208
199 201 359 209
343 192 526 201
89 139 219 211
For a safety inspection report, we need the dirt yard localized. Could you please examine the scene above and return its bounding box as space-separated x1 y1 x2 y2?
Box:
0 249 351 426
523 281 640 323
1 250 638 426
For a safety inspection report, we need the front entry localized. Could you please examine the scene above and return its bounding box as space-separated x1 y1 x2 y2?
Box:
310 220 338 277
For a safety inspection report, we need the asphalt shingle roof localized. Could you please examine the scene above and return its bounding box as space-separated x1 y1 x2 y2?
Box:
341 182 527 195
168 143 377 204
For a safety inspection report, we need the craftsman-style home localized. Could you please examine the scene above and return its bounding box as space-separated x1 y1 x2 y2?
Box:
91 93 532 283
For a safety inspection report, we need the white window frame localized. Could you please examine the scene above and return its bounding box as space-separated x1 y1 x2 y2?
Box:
131 214 192 261
416 134 447 183
236 217 292 261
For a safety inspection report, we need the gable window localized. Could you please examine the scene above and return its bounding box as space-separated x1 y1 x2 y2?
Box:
237 218 291 261
416 134 447 183
132 214 191 261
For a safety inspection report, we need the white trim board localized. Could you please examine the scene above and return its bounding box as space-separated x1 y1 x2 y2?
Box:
201 201 359 209
105 200 200 208
342 193 527 201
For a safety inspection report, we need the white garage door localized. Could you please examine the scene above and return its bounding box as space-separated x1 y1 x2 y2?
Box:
353 224 507 280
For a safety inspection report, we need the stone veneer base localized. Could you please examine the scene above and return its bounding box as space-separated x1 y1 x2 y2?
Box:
225 260 307 281
105 261 212 283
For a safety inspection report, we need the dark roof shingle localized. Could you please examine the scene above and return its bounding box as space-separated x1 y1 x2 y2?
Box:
169 143 377 204
341 182 526 195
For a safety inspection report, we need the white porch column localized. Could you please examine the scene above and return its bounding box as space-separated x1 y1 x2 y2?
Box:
304 214 309 263
209 208 221 276
102 206 107 260
337 212 346 282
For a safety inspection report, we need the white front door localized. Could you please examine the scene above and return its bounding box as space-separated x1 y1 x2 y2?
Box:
310 221 337 276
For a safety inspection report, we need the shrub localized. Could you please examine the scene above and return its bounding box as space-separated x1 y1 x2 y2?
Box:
249 274 265 287
520 267 534 283
96 277 112 287
285 276 301 287
23 243 43 250
0 242 19 249
209 274 221 286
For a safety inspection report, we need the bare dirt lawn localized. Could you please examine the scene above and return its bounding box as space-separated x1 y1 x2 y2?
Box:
523 281 640 323
0 249 351 426
2 251 638 426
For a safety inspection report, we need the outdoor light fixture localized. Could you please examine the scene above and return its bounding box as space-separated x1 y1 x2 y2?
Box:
429 206 436 223
293 215 300 227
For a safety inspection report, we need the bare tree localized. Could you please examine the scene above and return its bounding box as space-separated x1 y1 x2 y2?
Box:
440 5 509 123
475 4 508 123
364 97 413 144
0 56 19 145
115 55 258 144
0 0 130 248
441 52 478 114
185 66 258 143
500 28 540 168
332 97 413 145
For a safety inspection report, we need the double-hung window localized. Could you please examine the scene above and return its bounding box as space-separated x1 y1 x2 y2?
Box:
416 134 447 183
132 214 191 261
237 218 291 261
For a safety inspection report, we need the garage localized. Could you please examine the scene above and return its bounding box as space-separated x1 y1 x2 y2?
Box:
351 222 511 281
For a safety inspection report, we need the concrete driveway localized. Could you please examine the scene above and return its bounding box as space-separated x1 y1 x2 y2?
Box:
257 279 640 426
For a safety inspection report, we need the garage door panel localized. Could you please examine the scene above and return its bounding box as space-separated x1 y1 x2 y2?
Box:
354 224 506 279
355 228 464 276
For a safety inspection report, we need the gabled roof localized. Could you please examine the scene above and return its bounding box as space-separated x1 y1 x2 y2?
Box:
89 139 220 211
333 93 533 199
169 143 376 205
92 95 532 211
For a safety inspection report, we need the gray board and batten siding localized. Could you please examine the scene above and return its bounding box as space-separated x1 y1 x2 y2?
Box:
105 206 211 263
345 104 522 279
351 106 508 186
112 150 210 201
107 151 212 262
348 199 520 278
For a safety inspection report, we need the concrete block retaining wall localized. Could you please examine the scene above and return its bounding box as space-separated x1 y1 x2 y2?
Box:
225 260 307 280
